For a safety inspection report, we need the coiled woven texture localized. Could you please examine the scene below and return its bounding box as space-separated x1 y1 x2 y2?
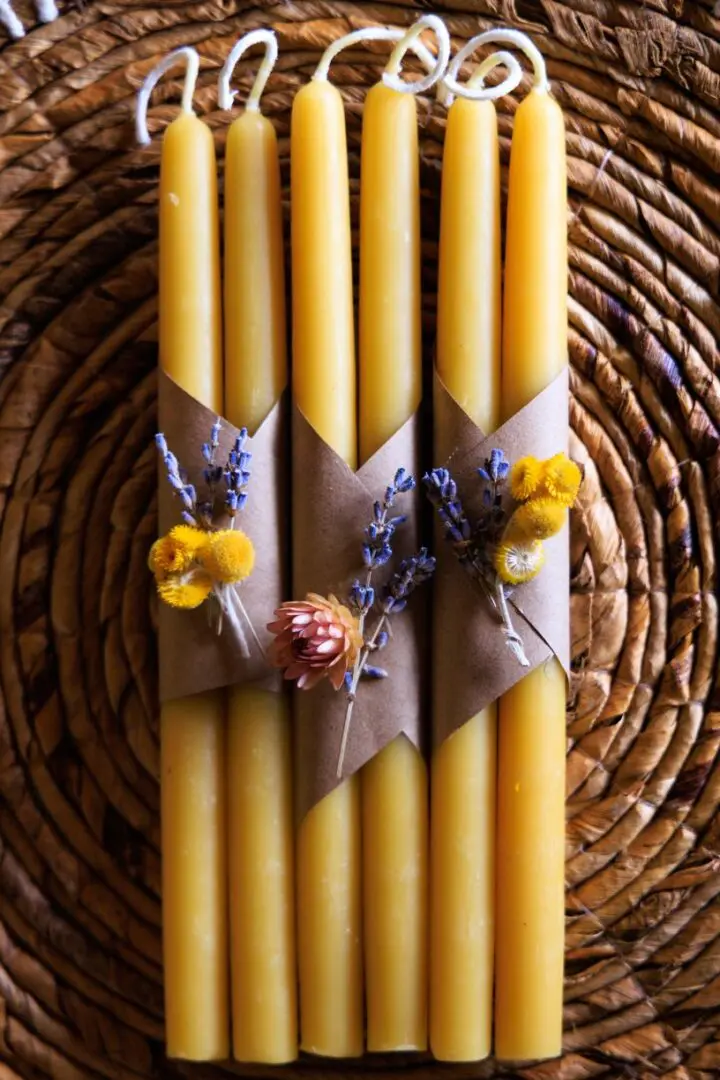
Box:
1 1 719 1077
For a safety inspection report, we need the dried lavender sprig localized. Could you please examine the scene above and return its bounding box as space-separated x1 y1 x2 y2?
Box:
224 427 252 517
476 449 511 543
362 467 415 569
424 461 529 666
383 547 436 614
156 433 198 523
338 468 423 777
423 467 472 550
202 418 224 489
478 448 510 485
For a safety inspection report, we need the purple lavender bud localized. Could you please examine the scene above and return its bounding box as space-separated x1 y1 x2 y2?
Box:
363 665 388 680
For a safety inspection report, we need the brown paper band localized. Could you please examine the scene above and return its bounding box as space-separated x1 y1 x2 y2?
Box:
433 368 570 746
292 408 426 820
157 371 286 703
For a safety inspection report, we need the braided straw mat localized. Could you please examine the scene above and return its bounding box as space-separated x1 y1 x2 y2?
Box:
1 1 720 1078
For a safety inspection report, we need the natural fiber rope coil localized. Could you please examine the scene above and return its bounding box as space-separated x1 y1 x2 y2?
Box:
1 2 720 1078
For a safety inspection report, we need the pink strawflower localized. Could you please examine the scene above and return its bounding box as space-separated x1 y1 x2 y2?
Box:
268 593 363 691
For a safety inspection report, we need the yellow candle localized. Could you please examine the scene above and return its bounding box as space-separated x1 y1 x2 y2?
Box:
495 84 568 1062
158 109 228 1061
358 82 427 1053
431 96 501 1062
225 108 287 429
226 692 296 1062
291 76 362 1058
223 105 297 1063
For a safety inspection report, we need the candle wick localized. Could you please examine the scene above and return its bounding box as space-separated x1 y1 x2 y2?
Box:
312 16 450 100
0 0 24 38
218 28 279 114
135 46 200 147
382 14 450 98
443 28 549 104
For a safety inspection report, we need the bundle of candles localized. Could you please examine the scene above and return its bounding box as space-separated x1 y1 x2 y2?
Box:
137 13 569 1067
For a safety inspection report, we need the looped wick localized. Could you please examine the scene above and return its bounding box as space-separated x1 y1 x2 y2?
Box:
313 16 450 97
383 14 451 96
36 0 58 21
444 28 548 103
136 46 200 146
218 28 279 113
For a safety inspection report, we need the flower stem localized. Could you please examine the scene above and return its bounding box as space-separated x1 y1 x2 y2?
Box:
496 578 530 667
336 610 390 778
336 495 398 777
336 568 372 778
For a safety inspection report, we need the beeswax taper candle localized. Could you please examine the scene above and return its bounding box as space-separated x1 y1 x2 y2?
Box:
220 32 297 1065
139 48 228 1061
431 81 501 1062
291 69 361 1058
359 79 426 1053
495 39 568 1063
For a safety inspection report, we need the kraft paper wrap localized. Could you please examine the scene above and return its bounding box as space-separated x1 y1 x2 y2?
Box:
433 368 571 746
292 408 425 820
157 370 285 703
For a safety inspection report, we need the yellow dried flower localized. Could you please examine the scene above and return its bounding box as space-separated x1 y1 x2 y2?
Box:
506 497 567 541
169 524 210 554
157 570 213 609
201 529 255 584
149 535 190 578
540 453 582 506
509 456 543 501
148 525 209 580
495 539 545 585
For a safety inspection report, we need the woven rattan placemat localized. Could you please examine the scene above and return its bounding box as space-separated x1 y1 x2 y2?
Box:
1 2 720 1078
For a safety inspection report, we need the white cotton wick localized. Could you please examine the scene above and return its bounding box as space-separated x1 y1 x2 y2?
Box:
0 0 24 38
313 16 450 98
313 26 401 82
444 28 548 103
135 45 200 146
382 14 450 96
36 0 58 22
218 27 279 113
444 48 523 106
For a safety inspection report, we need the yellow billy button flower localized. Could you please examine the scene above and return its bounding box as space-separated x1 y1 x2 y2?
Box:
157 570 214 609
494 538 545 586
509 455 543 501
506 497 567 542
540 453 582 506
169 523 211 554
201 528 255 584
